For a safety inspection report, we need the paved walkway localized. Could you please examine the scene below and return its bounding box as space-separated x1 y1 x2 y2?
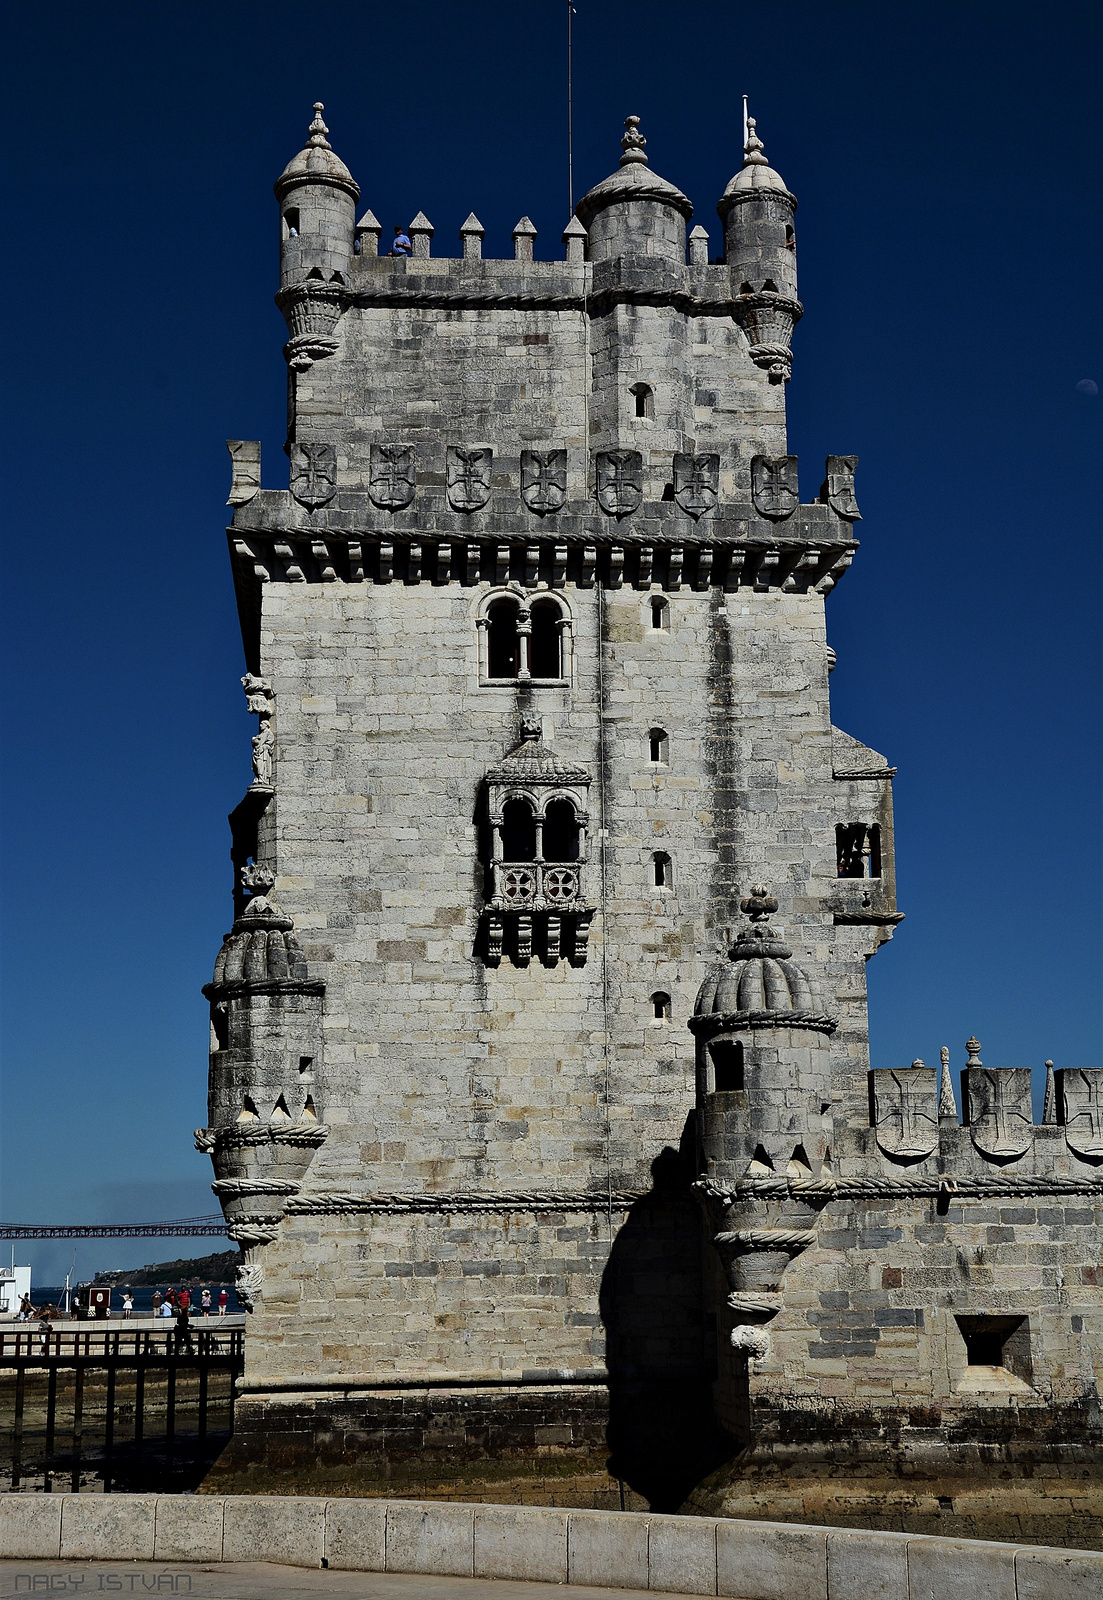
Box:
0 1562 701 1600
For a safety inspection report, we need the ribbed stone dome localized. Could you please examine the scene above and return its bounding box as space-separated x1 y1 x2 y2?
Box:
275 104 360 202
692 888 832 1028
574 116 692 265
717 117 794 216
209 868 310 989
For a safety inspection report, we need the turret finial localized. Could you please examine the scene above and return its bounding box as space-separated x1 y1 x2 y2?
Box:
1042 1060 1057 1125
743 113 768 168
307 102 331 151
620 115 648 167
739 885 778 924
939 1046 958 1119
965 1036 982 1067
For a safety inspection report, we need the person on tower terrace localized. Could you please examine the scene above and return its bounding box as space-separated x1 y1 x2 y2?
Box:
389 224 411 256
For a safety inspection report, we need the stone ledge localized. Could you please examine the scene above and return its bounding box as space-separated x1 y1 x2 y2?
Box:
0 1495 1098 1598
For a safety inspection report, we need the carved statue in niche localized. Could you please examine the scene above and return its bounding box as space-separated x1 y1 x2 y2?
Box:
673 453 719 520
290 441 337 509
521 449 567 515
751 454 799 520
595 450 643 517
242 674 274 790
820 454 861 520
369 443 415 510
870 1063 938 1161
447 446 493 512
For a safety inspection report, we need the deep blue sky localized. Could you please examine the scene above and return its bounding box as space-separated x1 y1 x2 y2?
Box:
2 1 1100 1284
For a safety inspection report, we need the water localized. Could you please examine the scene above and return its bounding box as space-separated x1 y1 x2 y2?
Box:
31 1283 242 1316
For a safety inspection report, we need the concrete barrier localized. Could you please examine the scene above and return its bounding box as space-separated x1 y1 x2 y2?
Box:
0 1494 1099 1598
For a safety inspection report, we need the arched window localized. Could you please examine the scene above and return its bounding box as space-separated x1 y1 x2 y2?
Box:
650 596 669 631
501 798 536 861
651 991 671 1022
543 798 580 862
652 851 672 889
631 382 654 419
479 593 571 684
487 599 521 678
649 727 669 765
529 599 562 679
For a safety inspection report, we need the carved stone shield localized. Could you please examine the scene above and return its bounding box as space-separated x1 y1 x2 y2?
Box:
673 453 719 520
521 449 567 515
447 446 493 512
595 450 642 517
369 444 415 511
290 442 336 509
227 440 261 506
1058 1068 1103 1159
820 454 861 520
870 1067 938 1160
751 455 799 521
966 1067 1033 1159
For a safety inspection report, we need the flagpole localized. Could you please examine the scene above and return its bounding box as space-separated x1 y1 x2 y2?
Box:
567 1 575 215
742 93 748 155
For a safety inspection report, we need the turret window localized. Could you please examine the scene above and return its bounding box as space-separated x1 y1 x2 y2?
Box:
709 1039 744 1093
650 596 669 631
652 851 672 889
785 225 795 251
283 208 300 240
478 591 572 684
631 383 654 419
836 823 881 878
649 727 669 765
651 991 672 1022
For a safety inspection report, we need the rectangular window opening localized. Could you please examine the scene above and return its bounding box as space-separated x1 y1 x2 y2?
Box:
955 1314 1032 1389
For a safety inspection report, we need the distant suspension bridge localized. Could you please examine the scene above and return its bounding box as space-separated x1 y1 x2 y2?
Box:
0 1216 228 1240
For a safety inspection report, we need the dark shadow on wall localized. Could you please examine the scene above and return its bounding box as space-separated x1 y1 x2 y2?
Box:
599 1118 736 1511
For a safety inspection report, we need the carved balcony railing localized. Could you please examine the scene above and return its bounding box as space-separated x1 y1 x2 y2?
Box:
489 861 584 912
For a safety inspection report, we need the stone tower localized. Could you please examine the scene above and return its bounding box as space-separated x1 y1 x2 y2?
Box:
200 107 1102 1537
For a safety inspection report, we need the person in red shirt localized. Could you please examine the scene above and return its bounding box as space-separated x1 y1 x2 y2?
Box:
218 1288 229 1317
177 1288 192 1313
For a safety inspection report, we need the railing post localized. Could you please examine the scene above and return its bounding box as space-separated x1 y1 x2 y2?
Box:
44 1366 57 1490
71 1365 84 1492
12 1366 24 1489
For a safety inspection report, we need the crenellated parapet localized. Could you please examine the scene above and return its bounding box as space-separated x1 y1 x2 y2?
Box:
868 1037 1103 1177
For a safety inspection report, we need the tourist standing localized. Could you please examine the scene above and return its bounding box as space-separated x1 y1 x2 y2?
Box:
152 1290 162 1315
200 1288 212 1317
122 1291 134 1319
218 1288 228 1317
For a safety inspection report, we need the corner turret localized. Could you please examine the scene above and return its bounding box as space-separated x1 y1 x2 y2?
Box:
718 114 802 381
275 103 360 291
574 116 693 264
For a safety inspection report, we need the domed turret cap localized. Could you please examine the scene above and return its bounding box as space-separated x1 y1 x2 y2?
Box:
691 887 834 1030
205 866 320 992
574 115 693 230
718 115 795 216
275 103 360 202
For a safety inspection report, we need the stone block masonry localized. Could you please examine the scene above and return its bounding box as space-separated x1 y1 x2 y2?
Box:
197 101 1101 1529
2 1496 1101 1598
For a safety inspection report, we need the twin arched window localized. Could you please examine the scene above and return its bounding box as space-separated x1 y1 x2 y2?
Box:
481 595 569 682
499 796 581 864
